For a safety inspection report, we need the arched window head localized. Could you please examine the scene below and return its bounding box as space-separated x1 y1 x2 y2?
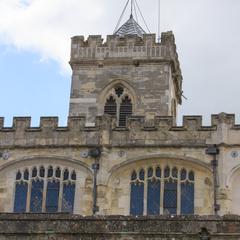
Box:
104 85 133 127
40 166 45 178
24 169 29 181
32 167 37 178
48 166 53 178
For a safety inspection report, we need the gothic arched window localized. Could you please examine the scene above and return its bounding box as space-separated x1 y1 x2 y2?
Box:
129 166 195 216
104 86 132 127
14 166 77 213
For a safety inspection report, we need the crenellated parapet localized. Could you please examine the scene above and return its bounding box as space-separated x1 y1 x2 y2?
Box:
0 113 239 148
70 32 181 81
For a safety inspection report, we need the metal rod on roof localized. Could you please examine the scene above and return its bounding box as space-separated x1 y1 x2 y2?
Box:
158 0 161 42
135 0 151 33
114 0 130 33
131 0 133 17
133 0 139 23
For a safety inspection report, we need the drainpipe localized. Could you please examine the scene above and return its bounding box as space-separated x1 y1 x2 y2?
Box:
89 148 101 215
206 145 220 215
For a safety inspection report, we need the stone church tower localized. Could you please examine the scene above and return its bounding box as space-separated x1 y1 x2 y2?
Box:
69 15 182 126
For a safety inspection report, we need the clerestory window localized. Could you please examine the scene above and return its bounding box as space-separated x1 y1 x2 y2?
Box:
14 166 76 213
130 166 194 215
104 86 132 127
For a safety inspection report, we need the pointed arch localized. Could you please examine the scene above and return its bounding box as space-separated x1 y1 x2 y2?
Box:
98 79 137 115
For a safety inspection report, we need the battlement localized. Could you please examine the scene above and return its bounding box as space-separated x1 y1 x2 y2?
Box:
70 31 180 69
0 113 239 148
0 113 238 132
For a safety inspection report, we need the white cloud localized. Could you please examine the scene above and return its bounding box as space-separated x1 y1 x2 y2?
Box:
0 0 105 72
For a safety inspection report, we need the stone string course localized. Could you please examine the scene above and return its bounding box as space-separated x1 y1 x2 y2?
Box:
0 214 240 239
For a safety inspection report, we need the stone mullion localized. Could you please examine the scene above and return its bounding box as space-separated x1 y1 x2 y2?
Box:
143 176 147 215
116 98 121 126
42 177 47 212
160 174 164 214
26 179 31 212
58 177 64 212
177 175 181 215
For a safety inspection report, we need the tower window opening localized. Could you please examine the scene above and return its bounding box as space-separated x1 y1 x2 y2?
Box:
104 86 133 127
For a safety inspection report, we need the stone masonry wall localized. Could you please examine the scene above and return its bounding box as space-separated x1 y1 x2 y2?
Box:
0 214 240 239
1 113 240 215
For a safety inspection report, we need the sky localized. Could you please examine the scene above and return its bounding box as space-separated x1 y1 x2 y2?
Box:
0 0 240 126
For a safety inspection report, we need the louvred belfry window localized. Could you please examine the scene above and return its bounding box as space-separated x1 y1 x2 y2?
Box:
104 96 117 117
104 86 133 127
119 96 132 127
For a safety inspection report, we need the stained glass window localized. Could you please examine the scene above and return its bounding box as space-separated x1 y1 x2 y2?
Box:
14 166 77 213
129 166 195 216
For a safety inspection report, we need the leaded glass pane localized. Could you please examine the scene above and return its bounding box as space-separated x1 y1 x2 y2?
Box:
32 167 37 178
147 179 160 215
139 169 145 181
16 171 22 180
55 168 61 178
62 183 75 213
181 182 194 214
40 166 45 178
181 169 187 180
130 182 144 215
46 180 60 213
24 169 29 180
164 166 170 178
148 167 153 178
172 167 178 178
156 167 161 178
64 169 69 181
189 171 195 181
47 166 53 178
14 182 28 213
163 180 177 214
30 179 44 212
71 171 76 181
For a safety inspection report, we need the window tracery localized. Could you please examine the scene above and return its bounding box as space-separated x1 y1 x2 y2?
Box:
130 166 195 216
14 166 76 213
104 85 133 127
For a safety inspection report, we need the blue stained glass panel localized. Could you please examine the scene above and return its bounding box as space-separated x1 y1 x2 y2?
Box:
30 180 43 212
14 182 28 213
130 182 144 215
46 181 60 213
62 183 76 213
147 179 160 215
163 180 177 214
181 182 194 214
